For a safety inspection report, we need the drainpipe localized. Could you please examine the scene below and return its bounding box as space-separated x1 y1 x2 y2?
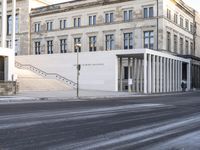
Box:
157 0 159 50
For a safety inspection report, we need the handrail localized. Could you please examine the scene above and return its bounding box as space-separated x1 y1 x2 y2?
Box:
15 61 77 89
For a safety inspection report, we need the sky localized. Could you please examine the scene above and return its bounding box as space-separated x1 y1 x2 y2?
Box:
52 0 200 12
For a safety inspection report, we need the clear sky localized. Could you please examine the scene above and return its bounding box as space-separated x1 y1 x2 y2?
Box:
52 0 200 12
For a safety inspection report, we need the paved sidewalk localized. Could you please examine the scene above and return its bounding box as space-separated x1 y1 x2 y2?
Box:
0 89 196 104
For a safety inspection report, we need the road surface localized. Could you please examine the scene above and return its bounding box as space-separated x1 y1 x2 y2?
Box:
0 92 200 150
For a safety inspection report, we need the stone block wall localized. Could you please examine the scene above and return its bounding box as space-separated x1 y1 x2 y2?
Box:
0 81 19 96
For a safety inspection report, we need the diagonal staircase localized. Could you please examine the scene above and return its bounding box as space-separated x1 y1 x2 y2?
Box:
15 61 77 92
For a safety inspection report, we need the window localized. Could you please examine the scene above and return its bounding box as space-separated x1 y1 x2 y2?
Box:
174 13 178 24
167 32 171 51
35 41 41 55
60 39 67 53
185 19 189 30
89 15 96 26
190 23 194 33
105 34 114 50
105 12 114 23
60 19 66 29
167 9 171 20
185 40 189 54
34 23 40 32
74 17 81 27
124 10 133 22
7 15 19 35
144 31 154 49
144 7 154 18
124 33 133 49
47 40 53 54
191 42 194 54
6 40 11 48
124 67 128 79
174 35 178 53
180 17 184 27
74 38 81 52
180 37 183 54
47 21 53 31
89 36 97 51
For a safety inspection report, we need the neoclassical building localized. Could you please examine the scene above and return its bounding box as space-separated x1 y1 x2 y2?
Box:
2 0 200 93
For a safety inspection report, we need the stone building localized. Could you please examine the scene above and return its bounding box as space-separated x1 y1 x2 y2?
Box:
0 0 51 56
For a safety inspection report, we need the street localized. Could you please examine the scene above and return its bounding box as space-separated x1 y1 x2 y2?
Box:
0 92 200 150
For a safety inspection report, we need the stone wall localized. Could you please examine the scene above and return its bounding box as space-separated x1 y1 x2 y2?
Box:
0 81 19 96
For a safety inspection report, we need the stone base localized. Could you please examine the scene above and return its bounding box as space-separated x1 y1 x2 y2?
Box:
0 81 19 96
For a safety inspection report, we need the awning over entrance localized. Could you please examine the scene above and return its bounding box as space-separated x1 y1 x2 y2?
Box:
117 49 191 94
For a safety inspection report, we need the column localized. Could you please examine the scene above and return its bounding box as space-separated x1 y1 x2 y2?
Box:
167 58 170 92
177 61 180 91
1 0 7 48
144 53 147 94
152 55 156 93
132 58 135 92
175 60 178 91
169 59 172 92
137 59 141 92
160 57 163 93
180 61 183 91
163 57 166 92
172 60 175 92
140 60 144 93
148 54 152 93
128 57 131 92
119 57 123 92
156 56 160 93
12 0 16 50
187 62 191 91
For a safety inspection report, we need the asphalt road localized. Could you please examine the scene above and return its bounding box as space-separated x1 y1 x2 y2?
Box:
0 92 200 150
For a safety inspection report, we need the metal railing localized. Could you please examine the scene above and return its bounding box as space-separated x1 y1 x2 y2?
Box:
15 61 77 89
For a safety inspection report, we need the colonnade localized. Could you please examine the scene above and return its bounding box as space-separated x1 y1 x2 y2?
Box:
192 64 200 89
118 52 191 94
118 57 144 93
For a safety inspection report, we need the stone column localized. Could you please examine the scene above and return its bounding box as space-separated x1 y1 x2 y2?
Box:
160 57 163 93
128 57 131 92
137 59 141 92
119 57 123 92
167 58 170 92
152 55 156 93
144 53 147 94
163 57 166 92
169 59 172 92
156 56 160 93
1 0 7 48
187 62 191 91
148 54 152 93
132 58 136 92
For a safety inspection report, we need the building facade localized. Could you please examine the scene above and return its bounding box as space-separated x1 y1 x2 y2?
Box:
3 0 200 92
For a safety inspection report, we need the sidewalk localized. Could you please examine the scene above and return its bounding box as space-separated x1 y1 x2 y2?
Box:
0 89 197 104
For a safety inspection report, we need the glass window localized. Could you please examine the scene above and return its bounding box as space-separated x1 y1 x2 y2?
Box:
180 17 184 27
185 40 189 54
105 34 114 50
74 17 81 27
144 31 154 49
47 40 53 54
47 21 53 31
60 39 67 53
180 37 183 54
174 14 178 24
144 7 154 18
124 33 133 49
89 36 97 51
105 12 114 23
89 15 96 26
167 32 171 51
174 35 177 53
124 10 133 22
35 41 41 55
60 19 66 30
74 38 81 52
